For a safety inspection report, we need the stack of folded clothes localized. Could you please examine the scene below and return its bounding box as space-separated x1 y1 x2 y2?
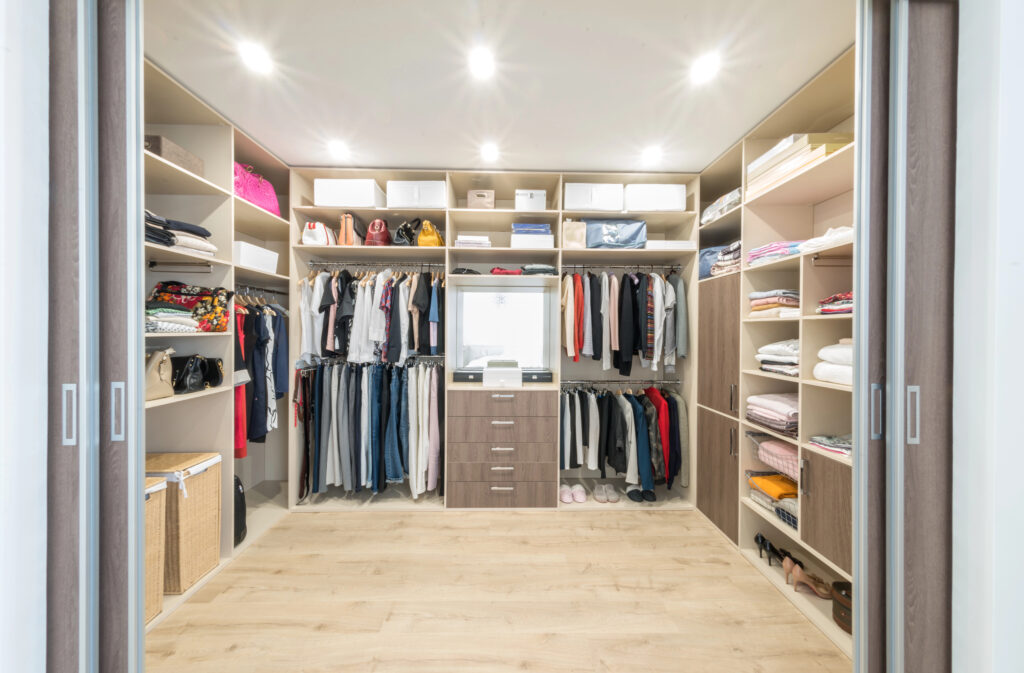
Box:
700 187 742 225
454 234 491 248
813 339 853 386
698 245 726 280
797 226 854 254
521 263 557 276
145 300 200 333
145 209 218 257
746 392 799 437
748 288 800 319
817 291 853 315
747 469 799 529
747 240 804 267
756 338 800 377
808 433 853 457
710 240 741 276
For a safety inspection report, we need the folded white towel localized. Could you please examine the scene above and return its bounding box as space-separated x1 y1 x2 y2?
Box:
818 343 853 366
746 392 799 418
813 361 852 386
757 339 800 357
797 226 854 254
756 353 799 364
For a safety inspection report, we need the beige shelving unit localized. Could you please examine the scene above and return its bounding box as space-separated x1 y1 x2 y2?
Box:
695 47 855 656
142 61 289 630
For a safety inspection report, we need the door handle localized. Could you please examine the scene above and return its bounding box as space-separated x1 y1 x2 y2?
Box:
800 459 809 495
62 383 77 446
906 385 920 445
490 486 514 492
871 382 884 440
729 383 736 411
728 426 735 457
490 447 515 452
110 381 125 442
491 420 515 425
491 393 515 399
490 466 515 471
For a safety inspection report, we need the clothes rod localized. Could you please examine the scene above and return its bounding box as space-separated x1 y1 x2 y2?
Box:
562 264 682 271
307 260 446 270
560 379 678 386
147 260 212 273
811 253 852 267
237 284 288 297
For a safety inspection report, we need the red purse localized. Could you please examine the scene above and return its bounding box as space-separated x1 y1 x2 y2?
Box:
364 218 392 246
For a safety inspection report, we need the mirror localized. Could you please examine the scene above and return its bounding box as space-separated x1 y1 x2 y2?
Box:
455 287 549 369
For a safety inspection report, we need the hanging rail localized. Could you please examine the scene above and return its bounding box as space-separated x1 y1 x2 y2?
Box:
237 284 288 297
562 263 682 271
307 259 446 270
560 378 678 386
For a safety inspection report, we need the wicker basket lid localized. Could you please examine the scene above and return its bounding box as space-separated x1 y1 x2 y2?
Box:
146 452 221 477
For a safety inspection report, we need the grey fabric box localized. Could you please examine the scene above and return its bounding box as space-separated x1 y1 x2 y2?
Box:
145 135 204 177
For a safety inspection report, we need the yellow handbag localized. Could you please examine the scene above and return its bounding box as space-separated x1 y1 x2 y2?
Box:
417 219 445 247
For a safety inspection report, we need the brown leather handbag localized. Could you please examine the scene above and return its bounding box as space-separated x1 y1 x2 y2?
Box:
145 346 175 401
364 218 392 246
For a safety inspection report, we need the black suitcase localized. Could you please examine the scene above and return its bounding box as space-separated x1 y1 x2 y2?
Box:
233 475 247 546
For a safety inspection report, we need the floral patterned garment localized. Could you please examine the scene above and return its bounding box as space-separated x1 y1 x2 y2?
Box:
148 281 234 332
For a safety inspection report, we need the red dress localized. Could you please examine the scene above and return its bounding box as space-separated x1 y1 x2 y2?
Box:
234 307 248 457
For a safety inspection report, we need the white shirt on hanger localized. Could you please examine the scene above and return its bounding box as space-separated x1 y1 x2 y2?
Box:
397 279 411 366
586 391 600 470
298 279 316 366
651 273 666 372
600 272 611 370
663 280 677 368
581 276 593 358
310 272 330 359
368 269 391 344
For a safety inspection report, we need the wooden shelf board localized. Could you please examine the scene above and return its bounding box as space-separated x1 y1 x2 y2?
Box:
234 196 291 240
802 442 853 467
293 204 447 224
447 274 559 287
742 368 800 384
144 150 230 197
144 331 232 339
740 419 799 446
563 209 696 231
744 143 855 207
144 242 232 267
698 270 740 284
743 254 802 272
144 385 232 409
235 264 289 287
801 378 852 393
450 246 559 264
742 316 800 324
291 244 446 262
698 205 742 233
563 248 694 265
802 313 853 321
742 495 801 542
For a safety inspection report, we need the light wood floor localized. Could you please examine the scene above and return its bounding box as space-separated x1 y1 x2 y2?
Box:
146 510 851 672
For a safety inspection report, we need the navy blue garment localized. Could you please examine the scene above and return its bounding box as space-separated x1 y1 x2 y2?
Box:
698 246 727 280
665 394 681 489
272 312 288 399
247 313 270 442
311 365 323 491
626 395 655 492
369 365 383 493
351 365 362 493
398 367 409 473
384 368 404 483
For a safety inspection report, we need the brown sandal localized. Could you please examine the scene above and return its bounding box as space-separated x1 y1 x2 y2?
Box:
791 564 832 599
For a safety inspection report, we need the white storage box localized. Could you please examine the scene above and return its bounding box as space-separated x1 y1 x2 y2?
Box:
564 183 624 211
313 178 385 208
624 184 687 211
515 189 547 211
233 241 279 274
386 180 447 208
510 233 554 249
644 240 697 251
467 189 495 208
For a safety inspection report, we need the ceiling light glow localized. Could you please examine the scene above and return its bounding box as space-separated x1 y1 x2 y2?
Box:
480 142 499 162
468 46 495 80
690 51 721 85
327 140 349 161
641 145 663 166
238 41 273 74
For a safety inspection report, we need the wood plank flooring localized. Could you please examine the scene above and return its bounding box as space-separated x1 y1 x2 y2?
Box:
146 511 851 672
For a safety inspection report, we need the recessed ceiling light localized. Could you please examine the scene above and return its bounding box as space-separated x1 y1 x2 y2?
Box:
238 41 273 74
468 46 495 80
690 51 721 85
480 142 499 162
327 140 349 161
641 145 663 167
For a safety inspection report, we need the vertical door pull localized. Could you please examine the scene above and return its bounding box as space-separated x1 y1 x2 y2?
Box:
110 381 125 441
800 459 809 495
728 384 736 411
62 383 77 446
906 385 920 445
871 383 884 440
728 427 735 457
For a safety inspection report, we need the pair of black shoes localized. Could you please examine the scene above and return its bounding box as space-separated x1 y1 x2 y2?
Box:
626 488 657 503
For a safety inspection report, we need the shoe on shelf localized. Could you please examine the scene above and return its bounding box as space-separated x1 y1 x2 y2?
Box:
605 484 620 503
792 564 833 599
626 486 643 503
559 484 573 504
593 484 609 504
571 484 587 503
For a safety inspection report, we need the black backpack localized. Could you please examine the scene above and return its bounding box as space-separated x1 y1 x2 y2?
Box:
233 475 247 546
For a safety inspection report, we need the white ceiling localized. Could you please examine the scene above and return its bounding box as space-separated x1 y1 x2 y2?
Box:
144 0 854 173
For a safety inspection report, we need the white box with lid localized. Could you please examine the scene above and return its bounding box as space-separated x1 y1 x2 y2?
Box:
233 241 279 274
624 184 687 211
514 189 547 211
510 233 554 249
564 183 624 211
386 180 447 208
313 178 385 207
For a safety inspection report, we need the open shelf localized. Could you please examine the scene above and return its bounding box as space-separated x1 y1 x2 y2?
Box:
144 150 230 197
802 378 852 393
144 331 232 339
802 442 853 467
449 246 558 265
292 244 447 262
448 274 559 287
699 205 742 233
234 196 290 240
742 368 799 383
742 495 800 540
144 385 232 409
293 204 447 224
562 247 694 265
803 313 853 321
743 254 802 272
742 316 800 324
745 144 855 207
741 419 799 446
235 264 289 287
563 209 696 232
144 242 232 267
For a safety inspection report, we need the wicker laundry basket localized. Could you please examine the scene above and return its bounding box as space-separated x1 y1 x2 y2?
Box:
144 477 167 622
146 452 222 594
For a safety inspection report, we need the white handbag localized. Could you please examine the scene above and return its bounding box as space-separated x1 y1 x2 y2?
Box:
302 220 337 246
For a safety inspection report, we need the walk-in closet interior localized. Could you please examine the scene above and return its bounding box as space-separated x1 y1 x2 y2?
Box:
138 2 864 670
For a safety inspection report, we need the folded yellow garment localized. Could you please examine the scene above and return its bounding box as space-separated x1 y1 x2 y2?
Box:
749 474 798 500
750 302 784 311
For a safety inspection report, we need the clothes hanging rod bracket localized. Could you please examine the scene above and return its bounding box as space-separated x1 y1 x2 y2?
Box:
147 260 212 273
811 253 853 267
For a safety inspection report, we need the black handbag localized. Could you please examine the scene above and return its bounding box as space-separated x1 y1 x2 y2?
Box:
170 355 207 394
233 475 247 546
204 357 224 388
393 218 421 246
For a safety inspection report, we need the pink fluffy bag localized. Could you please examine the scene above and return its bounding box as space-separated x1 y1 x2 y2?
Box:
233 162 281 216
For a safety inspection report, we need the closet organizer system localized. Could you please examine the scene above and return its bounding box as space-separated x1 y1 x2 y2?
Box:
139 47 856 652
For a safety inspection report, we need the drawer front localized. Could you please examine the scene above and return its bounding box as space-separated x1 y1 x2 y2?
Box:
445 481 555 508
447 442 556 463
447 462 554 483
447 415 558 443
448 390 558 417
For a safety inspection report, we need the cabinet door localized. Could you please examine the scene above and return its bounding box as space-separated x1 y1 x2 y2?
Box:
697 273 740 416
696 407 739 543
800 452 852 574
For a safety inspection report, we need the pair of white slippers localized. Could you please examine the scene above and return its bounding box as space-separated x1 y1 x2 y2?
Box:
559 483 620 504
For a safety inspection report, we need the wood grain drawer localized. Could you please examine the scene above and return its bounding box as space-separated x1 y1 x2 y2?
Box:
448 390 558 417
445 481 555 508
447 462 554 483
447 442 556 463
447 415 558 443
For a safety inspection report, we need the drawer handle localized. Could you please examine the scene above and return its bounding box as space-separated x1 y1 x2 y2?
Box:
490 466 515 471
490 486 514 492
491 393 515 399
490 447 515 452
491 420 515 425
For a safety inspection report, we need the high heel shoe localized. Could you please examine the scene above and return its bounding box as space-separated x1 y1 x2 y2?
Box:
781 554 805 585
754 533 781 566
791 564 833 599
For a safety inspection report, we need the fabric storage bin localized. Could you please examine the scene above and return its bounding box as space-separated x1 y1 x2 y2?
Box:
584 218 647 249
466 189 495 208
146 452 222 594
562 220 586 249
564 182 623 211
144 477 167 623
233 241 279 274
144 135 204 177
515 189 547 211
386 180 447 208
313 178 385 207
624 183 686 211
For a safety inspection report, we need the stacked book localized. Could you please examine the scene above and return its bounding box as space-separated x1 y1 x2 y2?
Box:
454 235 492 248
510 222 554 249
746 133 853 198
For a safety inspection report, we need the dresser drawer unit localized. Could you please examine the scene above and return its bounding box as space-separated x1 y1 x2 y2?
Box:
447 442 556 463
447 415 558 443
447 461 553 483
444 481 554 508
448 390 558 417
